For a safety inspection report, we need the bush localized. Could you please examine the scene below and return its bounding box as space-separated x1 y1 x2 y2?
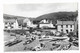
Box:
68 32 79 43
59 32 65 37
67 32 74 37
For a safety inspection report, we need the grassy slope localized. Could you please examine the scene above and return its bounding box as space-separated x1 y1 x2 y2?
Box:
33 11 78 24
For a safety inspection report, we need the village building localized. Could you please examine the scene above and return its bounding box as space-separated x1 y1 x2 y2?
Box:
56 20 76 33
17 19 23 29
4 19 19 30
23 18 31 27
23 18 37 28
37 19 57 34
39 19 56 28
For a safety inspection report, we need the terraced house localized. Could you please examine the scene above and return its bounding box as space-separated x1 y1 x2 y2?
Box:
57 20 78 34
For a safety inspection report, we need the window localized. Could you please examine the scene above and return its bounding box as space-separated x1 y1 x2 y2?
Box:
5 26 7 28
19 24 21 26
61 25 63 28
66 30 68 33
66 25 68 28
5 22 7 25
61 29 63 31
70 29 72 31
11 23 14 24
70 25 72 28
11 26 13 28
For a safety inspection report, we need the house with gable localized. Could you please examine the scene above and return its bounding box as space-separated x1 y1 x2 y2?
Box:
4 19 19 30
39 19 56 28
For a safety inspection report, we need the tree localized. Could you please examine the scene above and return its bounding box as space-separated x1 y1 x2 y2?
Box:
59 32 65 37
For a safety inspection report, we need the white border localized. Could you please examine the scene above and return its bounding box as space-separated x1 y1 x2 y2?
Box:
0 0 80 53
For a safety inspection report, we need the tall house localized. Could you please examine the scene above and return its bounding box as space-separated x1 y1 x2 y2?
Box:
57 20 75 33
4 19 19 30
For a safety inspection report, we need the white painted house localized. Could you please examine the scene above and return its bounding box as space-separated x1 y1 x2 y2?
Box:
39 19 55 28
4 19 19 30
57 20 75 33
23 18 37 28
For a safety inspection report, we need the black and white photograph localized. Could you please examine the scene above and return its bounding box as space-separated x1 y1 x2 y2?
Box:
3 3 78 51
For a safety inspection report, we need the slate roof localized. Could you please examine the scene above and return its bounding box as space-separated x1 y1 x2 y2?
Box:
57 20 75 25
3 19 16 23
17 18 24 25
39 19 56 24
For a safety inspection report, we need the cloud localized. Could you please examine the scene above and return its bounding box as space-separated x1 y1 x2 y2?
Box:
3 3 78 17
16 4 42 11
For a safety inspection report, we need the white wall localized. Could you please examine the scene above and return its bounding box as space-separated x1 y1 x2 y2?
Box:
14 20 19 29
39 24 54 28
57 25 74 33
4 20 20 30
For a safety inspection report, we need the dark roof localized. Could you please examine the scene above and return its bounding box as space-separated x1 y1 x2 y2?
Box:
3 19 16 23
38 19 56 24
17 18 24 25
57 20 75 25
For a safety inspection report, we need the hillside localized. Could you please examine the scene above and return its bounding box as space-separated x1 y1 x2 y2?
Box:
3 14 37 26
3 14 28 26
3 11 78 24
3 14 26 19
33 11 78 24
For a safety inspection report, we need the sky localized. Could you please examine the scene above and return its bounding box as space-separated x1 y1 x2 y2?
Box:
3 3 78 18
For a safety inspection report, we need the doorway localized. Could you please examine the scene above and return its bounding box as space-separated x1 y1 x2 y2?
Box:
66 30 68 33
